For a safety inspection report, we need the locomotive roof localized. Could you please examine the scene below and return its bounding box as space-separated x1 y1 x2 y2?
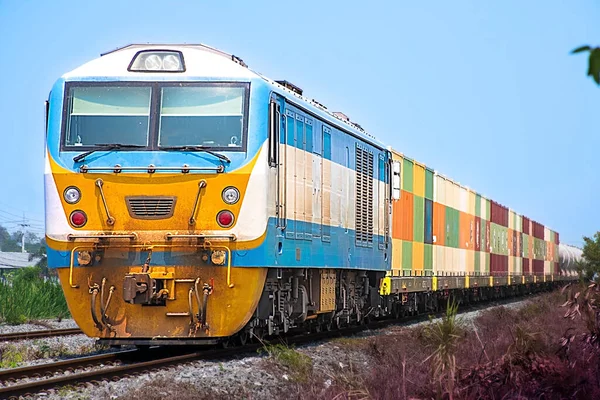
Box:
62 43 387 150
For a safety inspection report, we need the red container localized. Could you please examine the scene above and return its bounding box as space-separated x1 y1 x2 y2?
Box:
532 221 544 239
522 216 530 234
523 258 530 275
555 232 559 245
490 254 509 275
554 262 559 275
533 259 544 274
491 201 509 227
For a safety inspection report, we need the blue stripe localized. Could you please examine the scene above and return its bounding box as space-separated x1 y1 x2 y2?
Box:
47 218 389 271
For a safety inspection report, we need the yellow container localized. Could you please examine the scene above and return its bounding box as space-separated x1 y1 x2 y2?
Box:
413 241 424 272
413 162 425 197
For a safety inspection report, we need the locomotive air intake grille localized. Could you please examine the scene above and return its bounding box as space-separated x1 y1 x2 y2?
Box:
126 197 176 219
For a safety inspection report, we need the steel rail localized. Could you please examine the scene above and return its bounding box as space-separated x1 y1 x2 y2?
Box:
0 328 82 342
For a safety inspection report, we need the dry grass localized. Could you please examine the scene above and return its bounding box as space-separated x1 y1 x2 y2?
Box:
283 289 600 400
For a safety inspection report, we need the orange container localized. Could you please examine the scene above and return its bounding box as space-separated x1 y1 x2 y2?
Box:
433 202 446 246
393 190 414 241
459 212 475 250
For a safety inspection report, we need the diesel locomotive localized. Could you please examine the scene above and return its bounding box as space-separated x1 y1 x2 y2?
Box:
44 44 572 346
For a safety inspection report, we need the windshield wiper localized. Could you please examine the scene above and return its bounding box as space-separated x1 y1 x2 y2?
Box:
73 144 146 163
161 146 231 163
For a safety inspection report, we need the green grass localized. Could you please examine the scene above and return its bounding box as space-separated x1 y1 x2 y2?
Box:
0 267 70 324
260 343 313 382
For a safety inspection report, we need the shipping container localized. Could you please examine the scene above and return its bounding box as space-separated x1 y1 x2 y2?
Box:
508 210 515 230
424 199 433 244
555 232 560 245
402 240 413 271
522 216 530 234
434 245 445 274
508 228 514 256
413 195 425 243
485 220 491 253
482 252 490 274
425 168 434 200
468 190 476 216
475 194 482 217
413 241 424 272
459 212 470 250
459 186 469 213
434 174 446 206
444 247 453 273
508 255 515 275
474 250 480 273
474 216 482 251
402 158 414 193
490 201 509 227
466 249 474 273
432 202 446 246
391 238 402 271
533 259 544 275
523 258 530 275
544 227 550 242
446 207 460 248
393 190 414 241
424 243 433 272
453 247 461 274
413 162 425 198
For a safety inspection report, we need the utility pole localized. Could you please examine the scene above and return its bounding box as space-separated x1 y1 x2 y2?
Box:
19 213 29 253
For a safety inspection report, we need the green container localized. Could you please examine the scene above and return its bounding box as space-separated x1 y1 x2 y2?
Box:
475 194 481 217
413 196 425 242
402 240 413 271
474 250 480 273
425 169 434 200
402 158 414 193
486 199 491 221
445 207 459 248
424 244 433 271
523 234 529 256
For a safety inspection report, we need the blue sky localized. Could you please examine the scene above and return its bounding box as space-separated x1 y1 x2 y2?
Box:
0 1 598 245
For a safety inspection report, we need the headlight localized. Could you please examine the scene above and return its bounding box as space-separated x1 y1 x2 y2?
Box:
222 187 240 204
162 54 181 71
144 54 163 70
129 50 186 72
64 187 81 204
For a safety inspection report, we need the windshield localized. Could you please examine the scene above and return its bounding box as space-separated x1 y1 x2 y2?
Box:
61 83 248 151
158 86 245 149
64 86 151 147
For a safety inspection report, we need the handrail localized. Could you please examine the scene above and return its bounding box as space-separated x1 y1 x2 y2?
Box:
189 180 207 225
80 164 224 174
67 233 138 241
95 179 115 225
165 233 236 241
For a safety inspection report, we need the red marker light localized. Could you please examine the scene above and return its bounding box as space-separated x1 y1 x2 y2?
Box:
70 210 87 227
216 210 234 228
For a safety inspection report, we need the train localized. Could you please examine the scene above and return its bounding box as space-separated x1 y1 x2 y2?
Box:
44 44 575 346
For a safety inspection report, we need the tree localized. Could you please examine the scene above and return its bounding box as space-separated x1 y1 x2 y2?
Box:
580 231 600 281
572 45 600 85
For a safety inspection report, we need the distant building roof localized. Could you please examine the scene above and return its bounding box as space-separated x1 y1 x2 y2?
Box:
0 252 40 269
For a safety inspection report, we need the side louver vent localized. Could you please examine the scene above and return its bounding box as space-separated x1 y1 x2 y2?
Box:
355 145 374 247
126 197 176 220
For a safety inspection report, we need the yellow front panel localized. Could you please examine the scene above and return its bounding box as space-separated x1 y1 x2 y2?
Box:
58 265 267 338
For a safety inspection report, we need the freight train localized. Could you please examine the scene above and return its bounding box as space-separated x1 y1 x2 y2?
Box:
44 44 574 346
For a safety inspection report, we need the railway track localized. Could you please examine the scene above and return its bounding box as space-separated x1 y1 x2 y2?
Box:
0 291 557 399
0 328 82 342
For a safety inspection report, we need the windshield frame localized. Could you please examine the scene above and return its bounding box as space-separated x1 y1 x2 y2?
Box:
60 81 250 153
